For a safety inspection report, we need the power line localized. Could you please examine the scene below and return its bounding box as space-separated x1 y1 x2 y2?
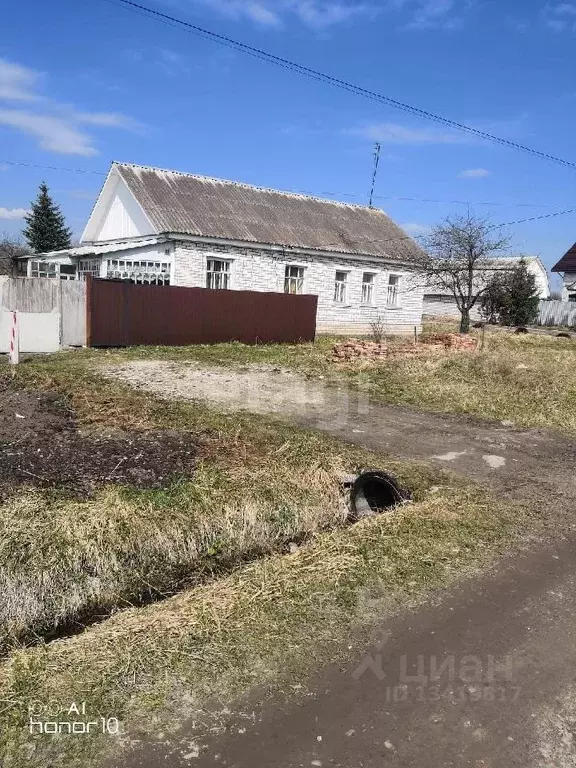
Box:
104 0 576 172
0 158 560 209
0 159 106 175
319 206 576 252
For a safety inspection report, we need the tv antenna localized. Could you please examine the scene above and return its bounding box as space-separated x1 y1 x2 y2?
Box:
368 142 381 208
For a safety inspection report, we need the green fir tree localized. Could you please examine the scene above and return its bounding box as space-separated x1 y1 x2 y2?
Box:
23 183 72 253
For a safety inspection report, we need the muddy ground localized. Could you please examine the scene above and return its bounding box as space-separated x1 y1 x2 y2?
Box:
0 378 197 498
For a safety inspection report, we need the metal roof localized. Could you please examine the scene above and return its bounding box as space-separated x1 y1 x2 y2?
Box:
19 237 166 260
113 162 423 262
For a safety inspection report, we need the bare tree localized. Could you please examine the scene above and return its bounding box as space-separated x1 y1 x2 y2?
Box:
0 233 29 276
416 213 510 333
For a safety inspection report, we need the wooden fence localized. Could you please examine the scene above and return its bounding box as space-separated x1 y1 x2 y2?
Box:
86 278 318 346
535 299 576 328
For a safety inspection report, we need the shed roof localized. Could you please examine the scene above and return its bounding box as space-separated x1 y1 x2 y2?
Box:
112 162 422 262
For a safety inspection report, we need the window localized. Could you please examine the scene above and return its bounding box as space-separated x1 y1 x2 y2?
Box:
78 259 100 280
16 260 28 276
387 274 400 306
334 271 348 304
569 294 576 303
206 259 230 289
59 264 77 281
284 265 304 295
361 272 375 305
107 259 171 286
30 261 57 278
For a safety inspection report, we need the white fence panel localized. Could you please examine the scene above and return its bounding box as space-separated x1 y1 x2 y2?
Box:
0 310 61 353
536 300 576 327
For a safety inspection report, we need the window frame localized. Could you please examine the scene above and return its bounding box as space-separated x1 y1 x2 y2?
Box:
333 270 349 304
29 260 58 279
284 265 305 295
206 258 231 290
361 271 376 306
387 274 401 307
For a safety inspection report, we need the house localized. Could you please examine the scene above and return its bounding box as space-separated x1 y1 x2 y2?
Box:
17 162 426 335
423 255 550 320
551 244 576 301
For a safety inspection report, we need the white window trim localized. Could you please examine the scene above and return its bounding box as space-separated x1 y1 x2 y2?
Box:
284 264 306 295
386 274 401 309
360 271 377 307
206 257 232 290
333 269 351 306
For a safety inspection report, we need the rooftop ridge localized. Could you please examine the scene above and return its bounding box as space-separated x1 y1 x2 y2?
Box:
112 161 389 216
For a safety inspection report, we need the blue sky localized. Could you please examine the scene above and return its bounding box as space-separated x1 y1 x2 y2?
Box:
1 0 576 286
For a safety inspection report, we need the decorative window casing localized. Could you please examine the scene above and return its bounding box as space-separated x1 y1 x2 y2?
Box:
206 259 231 289
30 261 57 278
334 271 348 303
361 272 375 305
387 274 400 306
284 265 304 295
107 259 171 285
78 259 101 280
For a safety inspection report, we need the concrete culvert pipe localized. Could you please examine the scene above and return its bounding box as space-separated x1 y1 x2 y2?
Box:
349 471 411 521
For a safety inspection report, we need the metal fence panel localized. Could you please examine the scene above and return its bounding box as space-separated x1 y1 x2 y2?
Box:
86 278 318 346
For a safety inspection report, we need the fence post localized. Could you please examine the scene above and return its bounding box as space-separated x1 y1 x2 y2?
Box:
85 274 92 347
9 310 19 365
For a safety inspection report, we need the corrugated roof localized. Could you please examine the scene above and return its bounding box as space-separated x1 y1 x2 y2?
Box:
114 162 423 262
21 238 166 260
552 243 576 272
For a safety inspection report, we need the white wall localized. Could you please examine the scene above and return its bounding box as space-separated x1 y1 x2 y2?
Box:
561 273 576 302
88 176 154 242
0 310 61 353
173 241 423 334
423 295 481 320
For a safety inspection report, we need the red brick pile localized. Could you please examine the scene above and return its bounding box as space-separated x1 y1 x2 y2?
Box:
332 333 477 362
421 333 478 351
331 339 388 361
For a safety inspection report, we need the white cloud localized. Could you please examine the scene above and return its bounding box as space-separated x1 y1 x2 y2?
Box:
0 207 29 220
458 168 491 178
184 0 374 28
543 3 576 31
0 58 40 101
401 222 431 236
0 57 140 156
351 121 468 144
0 110 98 156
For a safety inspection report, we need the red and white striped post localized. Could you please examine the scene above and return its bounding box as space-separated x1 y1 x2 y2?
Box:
9 310 19 365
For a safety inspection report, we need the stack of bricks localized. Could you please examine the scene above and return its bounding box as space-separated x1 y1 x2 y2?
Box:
422 333 478 351
332 333 477 362
331 339 388 361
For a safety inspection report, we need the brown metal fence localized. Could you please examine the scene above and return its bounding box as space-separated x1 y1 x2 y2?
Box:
85 277 318 346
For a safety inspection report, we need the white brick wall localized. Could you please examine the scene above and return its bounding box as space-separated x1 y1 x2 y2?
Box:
173 241 424 335
423 295 481 321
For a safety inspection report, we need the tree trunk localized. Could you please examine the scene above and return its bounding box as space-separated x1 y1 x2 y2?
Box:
460 307 470 334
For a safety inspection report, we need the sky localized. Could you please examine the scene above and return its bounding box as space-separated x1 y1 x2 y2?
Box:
1 0 576 287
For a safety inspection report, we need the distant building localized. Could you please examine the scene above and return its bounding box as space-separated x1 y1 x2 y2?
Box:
551 244 576 301
423 256 550 319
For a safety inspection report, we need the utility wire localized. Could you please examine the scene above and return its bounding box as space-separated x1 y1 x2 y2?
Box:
103 0 576 172
0 158 560 209
319 206 576 252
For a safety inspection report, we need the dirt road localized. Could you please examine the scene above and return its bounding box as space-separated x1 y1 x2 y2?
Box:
103 361 576 767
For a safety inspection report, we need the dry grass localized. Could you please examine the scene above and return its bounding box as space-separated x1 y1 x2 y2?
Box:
0 486 525 768
90 327 576 433
0 357 435 651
